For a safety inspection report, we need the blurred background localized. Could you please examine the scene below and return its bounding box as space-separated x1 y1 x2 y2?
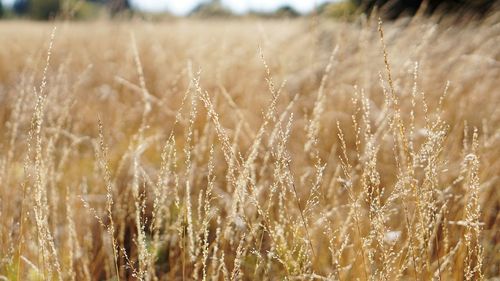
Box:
0 0 496 21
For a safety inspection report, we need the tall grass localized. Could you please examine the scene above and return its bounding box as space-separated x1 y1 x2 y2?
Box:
0 12 498 280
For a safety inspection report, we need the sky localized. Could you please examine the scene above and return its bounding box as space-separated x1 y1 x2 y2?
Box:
2 0 336 15
128 0 335 15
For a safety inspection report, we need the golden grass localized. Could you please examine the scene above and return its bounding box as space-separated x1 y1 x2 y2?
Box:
0 13 498 280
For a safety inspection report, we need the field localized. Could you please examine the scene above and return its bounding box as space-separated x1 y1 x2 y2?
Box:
0 13 499 280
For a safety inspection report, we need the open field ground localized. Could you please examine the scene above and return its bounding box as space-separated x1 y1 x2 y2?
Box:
0 13 499 280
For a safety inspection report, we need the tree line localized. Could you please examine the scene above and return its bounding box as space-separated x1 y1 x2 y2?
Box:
0 0 497 20
0 0 130 20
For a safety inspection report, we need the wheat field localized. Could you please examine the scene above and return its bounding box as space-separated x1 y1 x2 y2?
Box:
0 13 499 281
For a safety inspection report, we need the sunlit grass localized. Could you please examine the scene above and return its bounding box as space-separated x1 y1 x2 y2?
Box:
0 13 498 280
